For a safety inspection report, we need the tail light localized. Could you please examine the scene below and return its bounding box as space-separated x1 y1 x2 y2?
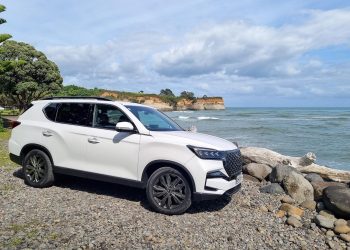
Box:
10 120 21 129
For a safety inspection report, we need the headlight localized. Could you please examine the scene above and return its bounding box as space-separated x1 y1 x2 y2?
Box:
187 145 224 160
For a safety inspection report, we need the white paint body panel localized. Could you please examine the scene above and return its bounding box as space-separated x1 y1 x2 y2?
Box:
9 99 242 195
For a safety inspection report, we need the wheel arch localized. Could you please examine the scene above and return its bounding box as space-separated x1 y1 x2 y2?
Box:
141 160 196 192
20 144 54 165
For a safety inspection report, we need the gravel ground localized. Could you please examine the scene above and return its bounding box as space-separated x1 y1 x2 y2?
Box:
0 166 339 250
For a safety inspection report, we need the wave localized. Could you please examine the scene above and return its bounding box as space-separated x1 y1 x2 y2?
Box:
178 116 190 119
197 116 220 120
173 111 194 113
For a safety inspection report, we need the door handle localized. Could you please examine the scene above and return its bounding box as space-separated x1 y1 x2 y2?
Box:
88 137 100 144
42 131 53 137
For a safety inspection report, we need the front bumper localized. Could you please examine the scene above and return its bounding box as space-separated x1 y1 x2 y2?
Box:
193 183 242 201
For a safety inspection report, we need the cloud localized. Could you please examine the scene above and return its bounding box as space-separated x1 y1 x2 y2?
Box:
154 9 350 78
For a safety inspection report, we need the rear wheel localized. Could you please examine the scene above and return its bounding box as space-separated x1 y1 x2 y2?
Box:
23 149 54 188
146 167 192 215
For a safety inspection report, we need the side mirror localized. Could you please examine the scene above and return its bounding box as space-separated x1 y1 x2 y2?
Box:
115 122 135 132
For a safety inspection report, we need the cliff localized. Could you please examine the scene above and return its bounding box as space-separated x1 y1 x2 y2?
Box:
100 91 225 111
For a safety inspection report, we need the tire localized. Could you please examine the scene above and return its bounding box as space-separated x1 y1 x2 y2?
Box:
22 149 54 188
146 167 192 215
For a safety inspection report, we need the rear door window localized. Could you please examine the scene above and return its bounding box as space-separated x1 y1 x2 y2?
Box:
56 103 93 126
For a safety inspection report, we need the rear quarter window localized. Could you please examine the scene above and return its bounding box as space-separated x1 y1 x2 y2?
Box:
43 103 58 121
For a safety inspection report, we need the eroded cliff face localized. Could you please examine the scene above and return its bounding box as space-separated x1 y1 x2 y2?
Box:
100 91 225 111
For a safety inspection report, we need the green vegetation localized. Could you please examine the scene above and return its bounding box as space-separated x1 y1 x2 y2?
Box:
57 84 102 96
0 109 20 116
0 4 11 44
0 40 63 111
0 129 17 171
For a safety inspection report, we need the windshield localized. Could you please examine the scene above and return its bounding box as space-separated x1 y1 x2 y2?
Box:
125 105 183 131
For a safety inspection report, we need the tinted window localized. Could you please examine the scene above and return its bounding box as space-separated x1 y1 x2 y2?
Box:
43 103 58 121
56 103 93 126
125 105 182 131
94 104 130 129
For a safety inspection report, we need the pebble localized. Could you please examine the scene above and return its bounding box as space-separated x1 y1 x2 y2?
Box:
334 225 350 234
279 203 304 217
335 219 348 226
275 210 286 218
314 215 335 229
319 210 336 220
326 230 335 237
280 195 295 204
286 216 303 228
340 234 350 243
259 205 268 212
300 200 316 210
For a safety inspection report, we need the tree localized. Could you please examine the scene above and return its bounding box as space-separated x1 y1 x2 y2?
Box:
160 88 175 97
57 85 102 97
0 4 11 44
0 41 63 110
180 91 195 100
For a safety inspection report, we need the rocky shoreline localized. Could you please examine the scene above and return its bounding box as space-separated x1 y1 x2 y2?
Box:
241 147 350 248
1 142 350 249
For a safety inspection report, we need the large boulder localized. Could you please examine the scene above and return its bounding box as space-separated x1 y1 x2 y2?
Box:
304 173 323 183
323 186 350 219
311 181 347 200
259 183 285 194
243 163 272 181
282 171 314 204
270 164 298 183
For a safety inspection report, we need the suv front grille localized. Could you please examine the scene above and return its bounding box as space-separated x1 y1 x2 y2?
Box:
223 150 242 179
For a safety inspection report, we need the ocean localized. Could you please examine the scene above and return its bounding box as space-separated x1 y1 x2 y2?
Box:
165 107 350 171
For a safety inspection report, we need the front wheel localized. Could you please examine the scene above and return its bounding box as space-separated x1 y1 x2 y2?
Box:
22 149 55 188
146 167 192 215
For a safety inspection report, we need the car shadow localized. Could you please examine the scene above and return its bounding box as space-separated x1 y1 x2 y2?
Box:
12 168 231 214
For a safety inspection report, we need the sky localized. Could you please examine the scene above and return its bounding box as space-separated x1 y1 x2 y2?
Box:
2 0 350 107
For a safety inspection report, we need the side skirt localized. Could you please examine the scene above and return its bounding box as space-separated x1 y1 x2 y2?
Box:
54 166 145 189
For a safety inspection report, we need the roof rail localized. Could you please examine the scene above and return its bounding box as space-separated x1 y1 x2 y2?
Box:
40 96 112 101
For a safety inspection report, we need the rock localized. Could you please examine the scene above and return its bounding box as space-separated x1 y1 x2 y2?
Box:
323 186 350 219
287 216 302 227
270 164 298 183
312 181 347 200
317 202 326 211
299 152 316 166
300 200 316 210
260 183 285 194
266 205 274 212
326 230 335 237
282 171 314 204
305 173 323 183
335 219 348 226
340 234 350 242
314 215 335 229
243 163 272 181
319 210 336 220
240 147 350 182
276 210 286 218
288 214 302 221
259 205 268 212
243 174 260 183
279 203 304 217
334 225 350 234
280 195 295 204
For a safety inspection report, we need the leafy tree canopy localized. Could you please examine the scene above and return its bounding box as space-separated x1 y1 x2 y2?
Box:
160 88 175 97
0 40 63 110
57 85 102 97
180 91 195 100
0 4 11 43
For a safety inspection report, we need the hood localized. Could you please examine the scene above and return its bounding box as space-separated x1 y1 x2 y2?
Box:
150 131 237 151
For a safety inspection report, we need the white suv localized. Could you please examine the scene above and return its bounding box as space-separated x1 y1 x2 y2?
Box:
9 97 242 214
